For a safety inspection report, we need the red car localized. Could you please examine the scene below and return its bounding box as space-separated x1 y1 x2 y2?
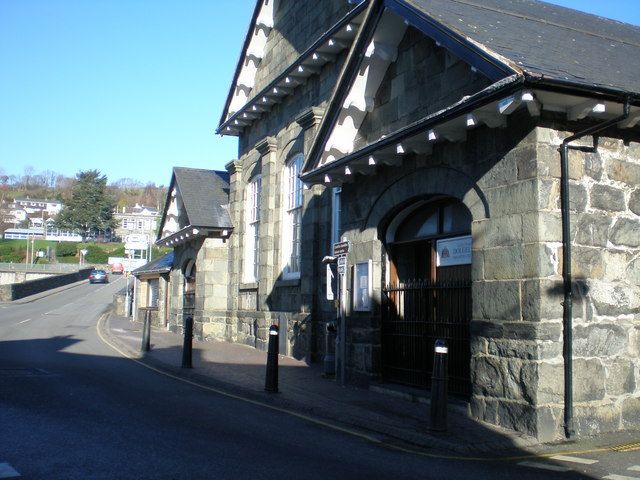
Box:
111 263 124 274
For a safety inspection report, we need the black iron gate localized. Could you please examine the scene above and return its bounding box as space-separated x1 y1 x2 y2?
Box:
381 279 471 397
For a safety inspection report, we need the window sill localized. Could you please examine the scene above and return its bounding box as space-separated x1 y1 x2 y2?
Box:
239 282 258 291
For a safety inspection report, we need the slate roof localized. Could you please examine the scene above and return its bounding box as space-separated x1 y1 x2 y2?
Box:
172 167 232 229
404 0 640 94
132 251 174 276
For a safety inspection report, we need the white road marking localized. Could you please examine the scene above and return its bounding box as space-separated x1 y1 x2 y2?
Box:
518 461 573 472
550 455 599 465
0 462 20 478
603 475 640 480
17 318 31 324
630 467 640 472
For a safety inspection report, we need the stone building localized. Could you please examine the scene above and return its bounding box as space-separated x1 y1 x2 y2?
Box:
213 0 366 358
156 167 233 339
113 203 160 243
166 0 639 442
131 251 174 327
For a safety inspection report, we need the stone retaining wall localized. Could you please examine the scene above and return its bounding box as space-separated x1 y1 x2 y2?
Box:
0 271 52 285
0 268 93 301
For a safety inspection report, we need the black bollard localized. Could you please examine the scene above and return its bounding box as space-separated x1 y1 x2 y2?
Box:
429 338 448 432
323 321 337 377
182 316 193 368
141 309 151 352
265 325 279 393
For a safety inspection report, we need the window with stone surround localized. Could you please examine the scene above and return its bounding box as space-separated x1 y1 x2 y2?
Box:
282 154 303 279
331 186 342 249
244 176 261 283
147 278 159 307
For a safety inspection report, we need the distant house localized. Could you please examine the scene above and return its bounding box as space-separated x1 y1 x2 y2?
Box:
9 207 27 224
3 197 63 228
3 227 82 242
3 227 45 240
113 203 160 243
14 198 63 216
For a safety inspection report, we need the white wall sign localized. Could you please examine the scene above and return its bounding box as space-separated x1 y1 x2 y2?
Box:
436 235 472 267
353 260 372 312
125 242 148 251
326 263 335 301
125 233 149 244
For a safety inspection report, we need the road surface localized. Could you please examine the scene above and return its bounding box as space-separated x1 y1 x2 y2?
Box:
1 278 638 479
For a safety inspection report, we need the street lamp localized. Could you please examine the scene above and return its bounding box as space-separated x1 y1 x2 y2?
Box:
80 248 88 267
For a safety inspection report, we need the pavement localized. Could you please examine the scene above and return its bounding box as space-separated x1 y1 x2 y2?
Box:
99 310 546 457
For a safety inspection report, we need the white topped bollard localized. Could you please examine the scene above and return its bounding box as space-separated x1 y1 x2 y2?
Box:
265 325 279 393
429 339 448 432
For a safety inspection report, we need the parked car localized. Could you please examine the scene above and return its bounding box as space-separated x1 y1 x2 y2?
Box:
111 262 124 274
89 269 109 284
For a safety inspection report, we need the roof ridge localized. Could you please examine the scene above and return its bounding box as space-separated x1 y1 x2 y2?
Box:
174 166 227 174
444 0 640 48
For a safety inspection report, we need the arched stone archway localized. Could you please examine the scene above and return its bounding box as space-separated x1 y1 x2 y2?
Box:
376 187 475 397
182 258 197 319
364 165 489 236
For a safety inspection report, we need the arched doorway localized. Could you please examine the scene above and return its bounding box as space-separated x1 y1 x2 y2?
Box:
183 259 196 320
382 197 472 397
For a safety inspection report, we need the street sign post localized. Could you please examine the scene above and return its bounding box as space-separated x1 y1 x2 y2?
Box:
333 241 350 257
331 240 349 386
337 255 347 274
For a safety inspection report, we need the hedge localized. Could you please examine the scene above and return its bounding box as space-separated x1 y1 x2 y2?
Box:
56 242 78 257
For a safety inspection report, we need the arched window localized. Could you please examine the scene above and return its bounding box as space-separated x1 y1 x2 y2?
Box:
183 260 196 317
388 198 471 283
395 200 471 243
282 154 303 278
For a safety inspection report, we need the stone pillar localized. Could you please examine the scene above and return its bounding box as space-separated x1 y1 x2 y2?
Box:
468 127 563 440
226 159 243 313
296 107 325 314
256 136 278 309
201 237 230 340
159 274 170 327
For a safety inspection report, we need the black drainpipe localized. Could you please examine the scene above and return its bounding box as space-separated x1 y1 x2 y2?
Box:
559 97 630 439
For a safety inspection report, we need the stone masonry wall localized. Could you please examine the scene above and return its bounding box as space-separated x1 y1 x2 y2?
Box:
0 268 93 301
339 112 539 389
521 128 640 439
356 26 491 150
227 114 329 362
337 115 639 441
226 0 351 363
133 275 170 328
251 0 352 94
198 237 231 341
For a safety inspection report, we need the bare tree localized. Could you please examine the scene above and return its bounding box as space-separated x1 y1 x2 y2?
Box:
56 175 75 199
42 170 59 189
21 165 35 189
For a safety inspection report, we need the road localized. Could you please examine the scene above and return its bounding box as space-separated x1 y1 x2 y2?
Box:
0 278 639 479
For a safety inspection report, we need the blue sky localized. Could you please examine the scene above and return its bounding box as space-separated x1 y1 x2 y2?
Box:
1 0 639 187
